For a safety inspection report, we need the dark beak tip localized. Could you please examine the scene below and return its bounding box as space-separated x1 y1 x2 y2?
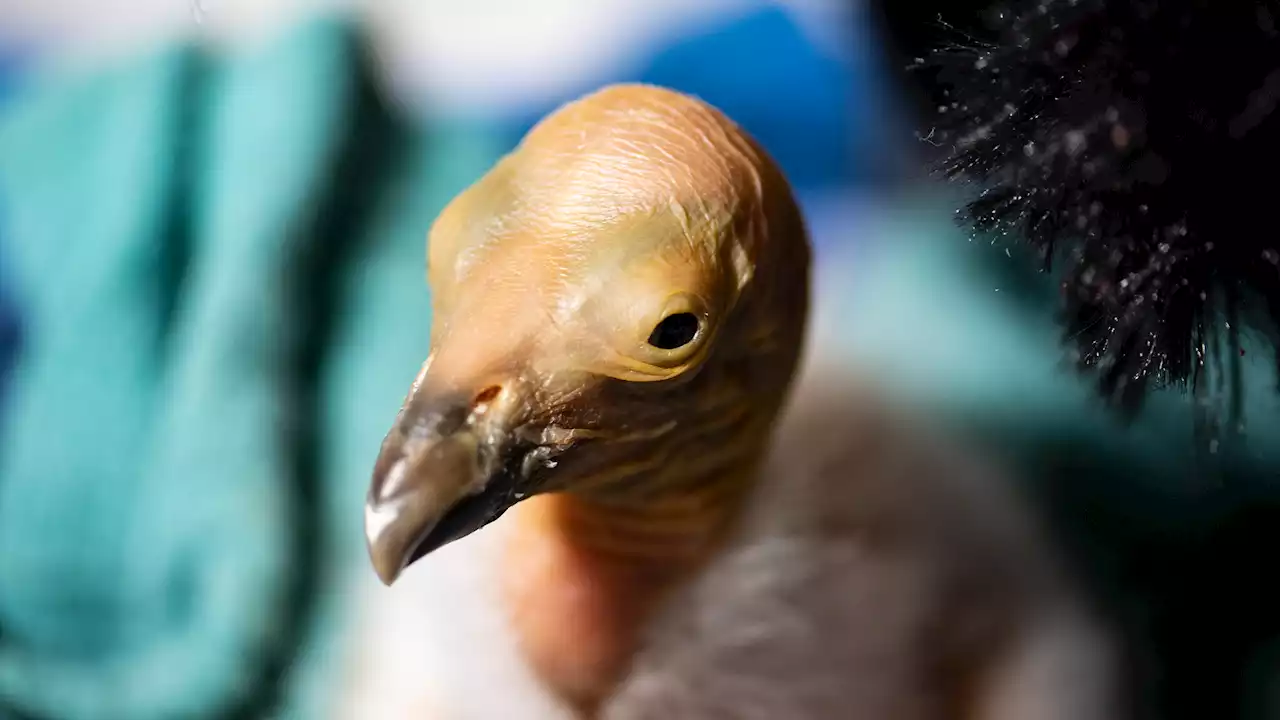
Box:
372 560 401 587
365 499 413 587
362 393 526 586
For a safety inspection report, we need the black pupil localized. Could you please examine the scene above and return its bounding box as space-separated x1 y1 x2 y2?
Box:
648 313 700 350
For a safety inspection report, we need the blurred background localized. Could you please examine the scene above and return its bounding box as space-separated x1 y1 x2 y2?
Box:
1 2 1279 719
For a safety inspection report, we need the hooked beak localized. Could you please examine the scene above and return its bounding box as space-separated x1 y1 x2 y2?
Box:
364 380 527 586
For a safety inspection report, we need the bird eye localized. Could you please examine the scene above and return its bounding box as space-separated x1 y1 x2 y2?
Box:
647 312 700 350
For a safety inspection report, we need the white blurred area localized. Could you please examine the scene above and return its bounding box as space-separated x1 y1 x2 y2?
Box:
0 0 857 116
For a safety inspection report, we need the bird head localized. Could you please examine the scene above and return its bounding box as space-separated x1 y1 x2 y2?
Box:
365 85 810 585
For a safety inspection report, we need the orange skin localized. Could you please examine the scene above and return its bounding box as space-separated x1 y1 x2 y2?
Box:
365 83 809 714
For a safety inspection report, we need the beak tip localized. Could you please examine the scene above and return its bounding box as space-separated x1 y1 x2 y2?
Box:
372 560 402 587
367 535 407 587
365 499 411 587
363 400 517 586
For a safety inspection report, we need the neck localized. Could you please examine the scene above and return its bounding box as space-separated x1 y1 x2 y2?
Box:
500 458 759 715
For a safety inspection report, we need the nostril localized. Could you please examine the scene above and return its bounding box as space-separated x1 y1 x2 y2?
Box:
472 385 502 414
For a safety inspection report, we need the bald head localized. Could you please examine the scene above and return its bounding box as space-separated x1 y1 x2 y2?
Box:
365 84 810 584
502 84 768 226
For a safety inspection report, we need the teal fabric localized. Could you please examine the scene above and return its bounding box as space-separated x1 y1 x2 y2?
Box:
825 196 1280 719
0 18 505 720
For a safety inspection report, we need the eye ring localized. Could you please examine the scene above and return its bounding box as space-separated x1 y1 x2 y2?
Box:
647 312 701 350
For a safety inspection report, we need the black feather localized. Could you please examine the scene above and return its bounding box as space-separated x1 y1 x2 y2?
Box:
922 0 1280 422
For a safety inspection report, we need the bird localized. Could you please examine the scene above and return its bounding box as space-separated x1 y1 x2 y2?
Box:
338 83 1119 720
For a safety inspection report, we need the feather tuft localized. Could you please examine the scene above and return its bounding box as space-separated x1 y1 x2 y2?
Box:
923 0 1280 420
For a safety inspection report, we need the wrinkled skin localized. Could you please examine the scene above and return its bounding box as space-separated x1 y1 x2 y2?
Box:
363 84 808 709
365 84 808 585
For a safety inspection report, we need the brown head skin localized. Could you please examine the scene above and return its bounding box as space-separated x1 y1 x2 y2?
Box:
364 84 810 711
